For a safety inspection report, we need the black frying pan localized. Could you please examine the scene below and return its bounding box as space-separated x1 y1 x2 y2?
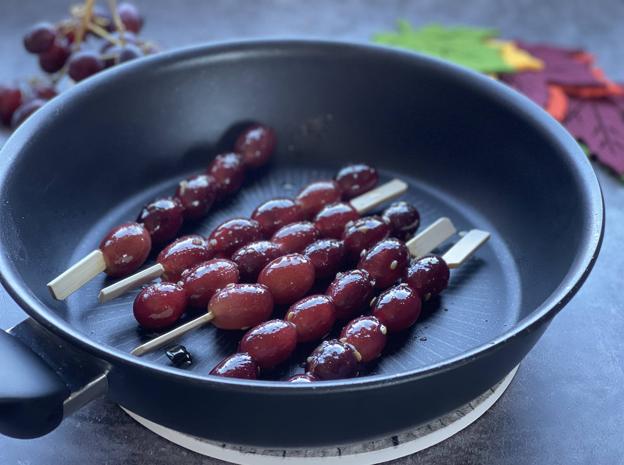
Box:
0 40 603 446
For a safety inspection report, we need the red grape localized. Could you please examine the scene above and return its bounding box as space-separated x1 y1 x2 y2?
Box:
340 316 387 362
181 259 239 308
103 43 143 67
239 319 297 369
335 164 378 199
372 283 421 332
271 221 319 254
175 174 217 220
295 180 343 218
314 202 360 239
404 255 450 299
31 82 57 100
252 198 304 237
0 85 22 126
257 254 315 305
208 283 274 330
157 235 212 281
133 282 187 330
326 269 374 320
234 123 276 168
208 218 263 258
137 197 184 246
210 353 259 379
342 216 390 261
358 238 409 289
100 222 151 277
207 152 245 196
117 2 144 33
38 39 71 73
306 339 360 380
23 23 57 54
286 295 336 343
231 241 283 282
303 239 346 280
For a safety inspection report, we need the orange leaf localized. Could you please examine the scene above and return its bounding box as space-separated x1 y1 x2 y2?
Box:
546 85 568 121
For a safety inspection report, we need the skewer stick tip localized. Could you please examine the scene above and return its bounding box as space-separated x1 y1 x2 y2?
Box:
350 179 408 214
406 217 457 258
98 263 165 303
442 229 490 269
47 249 107 300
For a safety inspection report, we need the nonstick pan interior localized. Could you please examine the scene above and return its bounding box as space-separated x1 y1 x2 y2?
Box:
0 40 598 385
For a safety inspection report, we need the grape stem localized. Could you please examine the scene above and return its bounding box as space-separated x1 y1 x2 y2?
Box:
87 22 122 45
108 0 127 46
73 0 96 49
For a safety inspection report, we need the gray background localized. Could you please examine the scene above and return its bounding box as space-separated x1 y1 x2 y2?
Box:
1 1 623 464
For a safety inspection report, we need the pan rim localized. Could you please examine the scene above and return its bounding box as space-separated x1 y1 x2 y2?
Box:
0 38 605 393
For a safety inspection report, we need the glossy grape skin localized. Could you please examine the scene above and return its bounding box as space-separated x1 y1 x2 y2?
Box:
335 164 378 199
342 216 391 261
314 202 360 239
137 197 184 246
23 22 56 54
252 198 304 237
306 340 360 380
100 222 151 277
207 152 245 196
117 2 144 33
234 123 276 168
272 221 319 254
208 218 263 258
239 319 297 369
38 39 71 73
404 255 450 299
326 269 374 320
358 238 409 290
0 85 22 126
32 82 57 100
372 283 422 332
181 259 239 308
286 295 336 343
175 174 217 220
231 241 282 283
210 353 259 380
303 239 346 280
383 201 420 240
257 254 316 305
287 373 318 383
68 51 105 82
295 180 343 218
10 99 45 129
157 235 212 282
340 316 387 362
133 282 187 330
208 283 274 330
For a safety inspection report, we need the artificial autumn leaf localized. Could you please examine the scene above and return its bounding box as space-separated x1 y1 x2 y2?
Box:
500 71 549 107
490 40 543 71
546 85 568 121
561 67 624 98
373 22 514 73
564 97 624 174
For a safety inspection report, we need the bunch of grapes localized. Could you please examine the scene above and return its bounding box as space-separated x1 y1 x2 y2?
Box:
0 0 158 130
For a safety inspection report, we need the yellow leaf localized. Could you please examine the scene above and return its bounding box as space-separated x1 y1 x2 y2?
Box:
489 40 543 71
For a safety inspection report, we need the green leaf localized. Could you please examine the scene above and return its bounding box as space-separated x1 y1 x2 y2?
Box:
373 22 514 73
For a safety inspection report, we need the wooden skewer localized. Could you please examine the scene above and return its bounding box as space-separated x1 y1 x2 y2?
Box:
47 250 107 300
442 229 490 268
130 216 456 357
98 179 408 304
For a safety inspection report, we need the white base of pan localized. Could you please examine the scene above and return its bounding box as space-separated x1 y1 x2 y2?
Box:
122 365 518 465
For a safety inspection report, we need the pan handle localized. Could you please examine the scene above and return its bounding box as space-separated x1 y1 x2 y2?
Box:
0 330 69 438
0 319 109 439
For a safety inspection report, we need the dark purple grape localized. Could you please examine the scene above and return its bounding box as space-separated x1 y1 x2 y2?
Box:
286 295 336 343
100 222 152 277
38 39 71 73
23 22 57 54
209 284 274 330
303 239 346 280
210 353 259 379
372 284 421 332
231 241 283 283
257 254 316 305
272 221 319 254
93 5 114 31
326 269 374 320
31 83 57 100
133 282 187 330
358 238 409 289
342 216 390 261
404 255 450 299
157 235 212 281
314 202 360 239
208 218 263 258
0 85 22 126
335 164 378 199
207 152 246 196
383 201 420 240
10 99 45 129
175 174 217 220
68 51 105 82
306 340 360 380
181 259 239 308
117 2 144 33
239 319 298 369
252 198 304 237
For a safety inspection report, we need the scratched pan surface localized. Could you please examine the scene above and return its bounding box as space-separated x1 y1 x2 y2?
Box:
0 40 602 446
